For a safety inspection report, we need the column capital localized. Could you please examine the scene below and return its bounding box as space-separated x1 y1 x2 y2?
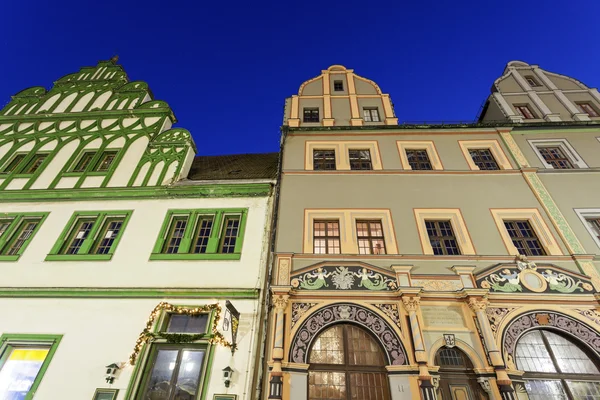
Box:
401 295 421 313
272 294 290 311
467 296 488 312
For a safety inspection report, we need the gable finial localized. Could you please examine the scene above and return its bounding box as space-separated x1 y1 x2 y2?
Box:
110 55 119 64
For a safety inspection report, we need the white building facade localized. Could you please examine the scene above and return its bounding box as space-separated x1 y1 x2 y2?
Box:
0 59 277 400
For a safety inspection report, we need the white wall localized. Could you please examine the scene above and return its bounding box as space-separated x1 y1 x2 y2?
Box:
0 297 261 400
0 196 270 289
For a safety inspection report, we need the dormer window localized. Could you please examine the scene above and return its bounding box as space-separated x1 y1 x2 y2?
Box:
363 107 380 122
576 102 599 117
71 150 118 173
515 104 536 119
525 75 541 87
334 80 344 91
303 108 319 123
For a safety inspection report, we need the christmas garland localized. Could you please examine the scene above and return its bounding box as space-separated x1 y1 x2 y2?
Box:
128 301 235 365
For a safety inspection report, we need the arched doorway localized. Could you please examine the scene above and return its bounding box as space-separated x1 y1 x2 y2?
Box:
308 323 391 400
435 347 487 400
515 329 600 398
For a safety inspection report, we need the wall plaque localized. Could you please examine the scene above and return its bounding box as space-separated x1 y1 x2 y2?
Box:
421 306 465 328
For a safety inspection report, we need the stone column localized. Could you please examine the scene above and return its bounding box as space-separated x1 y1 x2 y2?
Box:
268 293 289 399
467 295 516 400
402 292 437 400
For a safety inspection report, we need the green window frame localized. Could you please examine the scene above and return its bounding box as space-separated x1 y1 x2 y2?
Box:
0 153 48 176
69 150 119 173
0 333 62 400
150 209 247 260
124 308 216 400
0 212 48 261
46 210 132 261
92 388 118 400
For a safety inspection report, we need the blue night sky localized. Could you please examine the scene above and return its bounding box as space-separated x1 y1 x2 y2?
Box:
2 1 599 155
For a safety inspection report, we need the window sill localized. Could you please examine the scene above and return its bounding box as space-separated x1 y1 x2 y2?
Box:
149 253 241 261
0 255 20 261
45 254 113 261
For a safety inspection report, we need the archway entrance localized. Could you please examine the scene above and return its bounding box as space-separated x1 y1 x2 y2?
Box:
435 347 487 400
308 323 391 400
515 329 600 399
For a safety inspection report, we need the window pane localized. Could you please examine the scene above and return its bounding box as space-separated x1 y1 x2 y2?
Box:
167 314 209 334
220 217 240 254
309 325 344 364
308 371 346 400
524 380 568 400
0 347 49 399
64 219 95 254
193 217 213 254
73 152 95 172
0 219 13 238
515 331 556 373
95 151 117 172
2 154 26 174
544 331 600 374
141 349 179 400
406 149 432 170
313 150 336 170
349 372 388 400
346 325 385 366
5 220 39 256
566 381 600 399
438 348 465 367
23 155 47 174
174 350 205 398
164 217 188 254
93 218 124 254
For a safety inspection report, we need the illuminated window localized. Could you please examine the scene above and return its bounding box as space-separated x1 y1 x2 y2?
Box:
356 220 386 255
313 220 341 254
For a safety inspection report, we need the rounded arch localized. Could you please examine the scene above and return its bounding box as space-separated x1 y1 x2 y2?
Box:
501 310 600 368
428 338 486 370
289 302 408 365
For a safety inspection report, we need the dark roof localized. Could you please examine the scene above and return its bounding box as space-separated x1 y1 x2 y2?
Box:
188 152 279 181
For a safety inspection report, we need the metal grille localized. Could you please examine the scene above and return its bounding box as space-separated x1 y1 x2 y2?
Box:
65 219 95 254
93 219 124 254
193 217 213 254
438 348 466 367
425 220 460 255
313 220 340 254
313 150 336 170
349 150 372 170
356 220 386 255
164 217 188 254
406 149 432 170
363 108 380 122
469 148 499 170
6 220 39 255
538 147 574 169
303 108 319 123
504 220 546 256
220 217 240 254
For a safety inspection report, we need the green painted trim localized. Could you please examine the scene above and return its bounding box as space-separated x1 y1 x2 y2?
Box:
0 212 48 260
0 183 272 203
0 288 259 299
149 253 241 261
92 388 118 400
0 333 63 400
46 210 132 260
150 208 248 261
200 344 216 400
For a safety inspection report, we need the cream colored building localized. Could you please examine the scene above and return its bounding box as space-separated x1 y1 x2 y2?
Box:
266 64 600 400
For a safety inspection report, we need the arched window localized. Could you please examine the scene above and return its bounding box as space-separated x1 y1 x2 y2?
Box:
435 347 487 399
308 324 390 400
515 329 600 399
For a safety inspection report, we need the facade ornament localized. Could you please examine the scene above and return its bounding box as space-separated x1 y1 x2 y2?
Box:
431 376 440 390
272 294 289 311
477 377 492 394
515 254 536 270
467 297 488 312
402 296 420 313
443 334 456 348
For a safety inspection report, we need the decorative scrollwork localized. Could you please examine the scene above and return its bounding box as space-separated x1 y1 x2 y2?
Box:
487 307 517 336
373 303 402 329
290 303 407 365
290 266 397 291
291 303 318 328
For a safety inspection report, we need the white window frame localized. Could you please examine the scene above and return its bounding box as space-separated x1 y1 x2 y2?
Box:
575 208 600 250
527 139 588 169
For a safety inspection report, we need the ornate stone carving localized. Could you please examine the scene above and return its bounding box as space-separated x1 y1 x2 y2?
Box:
402 296 420 313
476 262 594 294
290 265 397 291
272 294 289 311
373 303 401 329
577 309 600 326
487 307 517 337
477 377 492 394
291 303 318 328
467 297 488 312
277 258 291 286
411 279 463 291
290 303 407 365
503 311 600 361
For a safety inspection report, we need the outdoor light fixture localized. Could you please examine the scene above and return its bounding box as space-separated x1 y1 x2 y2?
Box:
105 363 120 384
222 366 234 388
